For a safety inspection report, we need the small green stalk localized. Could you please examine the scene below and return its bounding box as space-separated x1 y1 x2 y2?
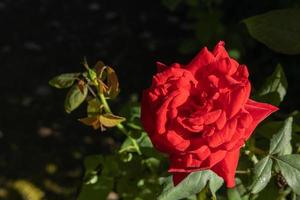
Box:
227 187 242 200
99 93 142 155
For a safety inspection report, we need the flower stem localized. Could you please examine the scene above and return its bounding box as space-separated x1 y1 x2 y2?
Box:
235 170 251 175
99 93 112 113
227 188 242 200
99 93 142 155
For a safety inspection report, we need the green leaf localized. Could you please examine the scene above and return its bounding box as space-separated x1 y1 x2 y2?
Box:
77 155 113 200
243 9 300 55
120 138 138 154
250 156 273 193
137 132 153 148
196 185 210 200
119 132 153 155
121 132 153 151
256 177 279 200
269 117 293 155
119 101 142 129
88 69 97 81
275 154 300 195
99 113 125 128
49 73 79 88
64 84 88 113
84 155 103 184
227 188 242 200
77 176 113 200
143 157 160 174
83 155 103 177
87 98 102 117
235 178 250 200
256 64 287 106
158 170 223 200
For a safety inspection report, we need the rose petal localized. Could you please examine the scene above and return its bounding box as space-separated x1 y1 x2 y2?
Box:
212 41 228 59
215 111 227 130
166 130 190 151
227 82 251 118
177 117 204 132
208 75 219 87
186 47 214 74
211 149 240 188
168 89 190 119
203 109 222 125
168 146 210 173
193 145 211 160
238 112 253 128
156 95 173 134
223 127 244 150
186 154 203 167
207 118 238 148
153 66 184 86
210 58 232 75
150 133 177 154
236 64 249 79
156 61 168 72
204 149 227 168
244 99 278 140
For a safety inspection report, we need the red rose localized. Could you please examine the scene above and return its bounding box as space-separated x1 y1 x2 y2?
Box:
141 41 278 188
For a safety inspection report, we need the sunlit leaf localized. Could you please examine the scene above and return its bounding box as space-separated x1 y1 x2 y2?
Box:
94 60 106 77
106 67 120 99
87 98 102 117
269 117 293 155
49 73 79 88
244 9 300 55
78 116 101 130
98 79 108 94
275 154 300 195
120 138 138 154
88 69 97 82
250 156 273 193
99 113 125 128
64 84 88 113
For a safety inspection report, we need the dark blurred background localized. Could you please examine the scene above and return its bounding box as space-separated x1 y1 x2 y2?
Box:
0 0 300 199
